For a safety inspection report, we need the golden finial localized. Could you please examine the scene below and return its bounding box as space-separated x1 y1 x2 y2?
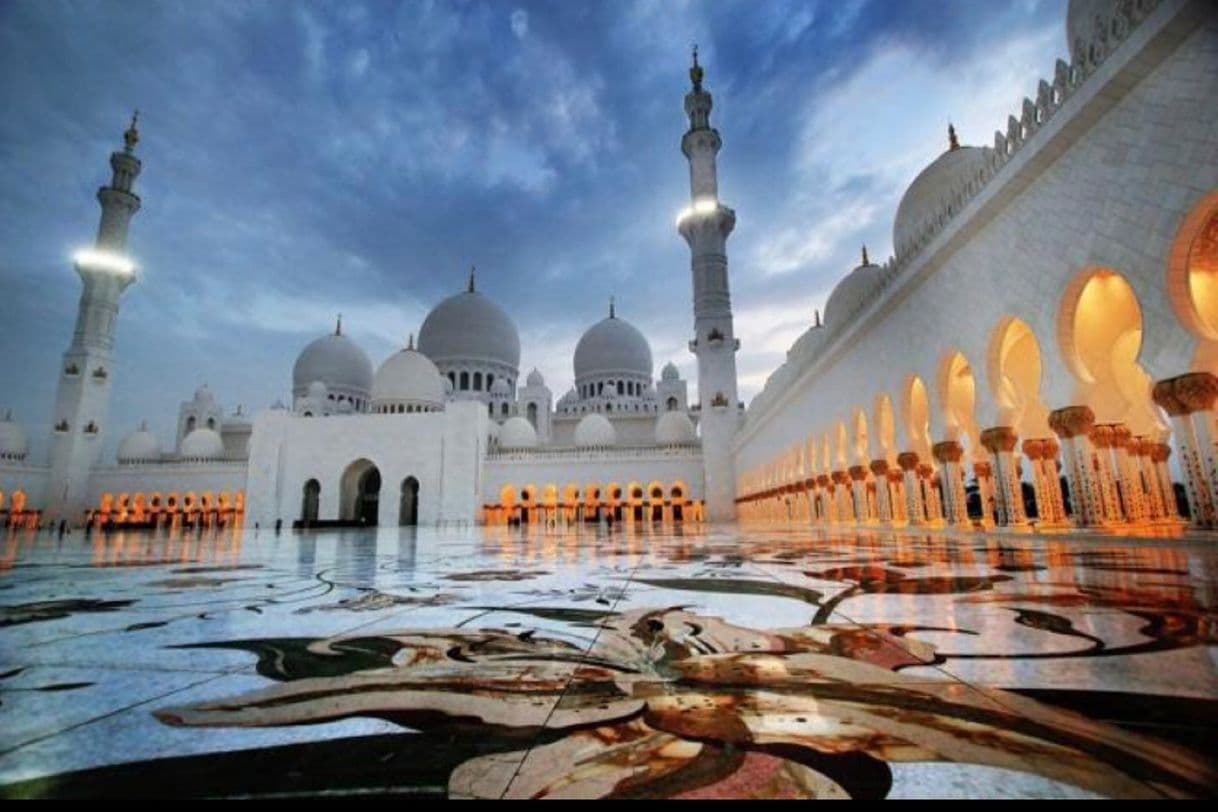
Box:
861 245 870 266
408 333 415 350
335 313 342 336
468 265 476 293
123 110 140 152
690 44 704 90
609 295 616 319
814 309 821 328
948 122 960 151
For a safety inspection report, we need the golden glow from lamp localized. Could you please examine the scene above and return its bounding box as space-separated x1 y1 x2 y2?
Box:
72 248 136 276
675 197 719 227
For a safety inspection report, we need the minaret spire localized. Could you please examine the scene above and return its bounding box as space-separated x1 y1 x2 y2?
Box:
862 245 870 266
408 333 415 350
468 265 476 293
678 53 739 522
47 114 145 524
609 295 615 319
948 122 960 151
335 313 342 336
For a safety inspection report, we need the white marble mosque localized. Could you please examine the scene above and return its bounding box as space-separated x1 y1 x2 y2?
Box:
1 0 1216 539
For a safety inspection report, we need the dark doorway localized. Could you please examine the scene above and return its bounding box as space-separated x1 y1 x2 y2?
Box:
301 479 320 524
356 468 381 525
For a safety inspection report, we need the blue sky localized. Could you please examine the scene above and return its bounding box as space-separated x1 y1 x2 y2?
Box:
0 0 1069 458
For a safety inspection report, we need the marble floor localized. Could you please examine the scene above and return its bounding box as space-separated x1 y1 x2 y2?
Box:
0 521 1215 799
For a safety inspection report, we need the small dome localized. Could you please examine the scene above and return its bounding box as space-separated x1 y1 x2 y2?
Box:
893 142 989 255
655 411 697 446
0 411 29 461
499 416 538 450
117 421 161 464
418 286 521 370
574 413 616 448
307 380 328 400
372 347 446 410
292 328 374 398
180 428 225 460
661 361 680 381
574 312 653 380
193 384 216 404
558 388 577 406
337 399 354 414
526 368 545 387
490 377 511 396
823 257 882 330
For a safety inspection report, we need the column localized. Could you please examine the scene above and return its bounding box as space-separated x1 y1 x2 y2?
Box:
918 464 944 525
980 427 1028 528
1130 437 1166 521
1108 425 1147 524
888 470 908 523
932 441 970 527
831 471 854 522
816 475 833 524
870 460 893 524
848 465 871 524
1168 373 1218 528
1087 425 1127 523
973 459 997 527
897 452 924 526
1150 443 1183 521
1022 438 1067 526
1048 406 1107 527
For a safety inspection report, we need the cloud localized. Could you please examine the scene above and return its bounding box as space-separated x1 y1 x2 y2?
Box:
510 9 529 40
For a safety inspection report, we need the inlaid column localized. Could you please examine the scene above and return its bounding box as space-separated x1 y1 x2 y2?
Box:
918 464 943 524
932 441 970 527
1152 376 1216 528
831 471 854 522
1048 406 1107 527
1150 443 1183 521
1107 426 1147 524
888 470 908 523
1130 438 1165 521
1087 425 1127 524
1023 438 1067 526
897 453 925 526
1172 373 1218 528
980 427 1027 527
817 475 834 523
973 460 996 527
870 460 893 523
848 465 871 524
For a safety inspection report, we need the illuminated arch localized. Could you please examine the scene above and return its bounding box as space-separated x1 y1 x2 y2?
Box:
937 350 979 449
986 316 1049 434
900 375 931 457
874 393 896 458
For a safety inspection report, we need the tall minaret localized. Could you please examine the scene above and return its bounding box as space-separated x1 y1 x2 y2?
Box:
46 114 143 524
677 49 739 523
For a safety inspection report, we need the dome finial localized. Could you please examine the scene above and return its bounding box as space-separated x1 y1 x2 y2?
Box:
467 265 476 293
124 110 140 152
335 313 342 336
139 418 148 431
407 332 415 350
609 295 616 319
690 43 703 90
861 245 869 266
814 308 821 328
948 122 960 151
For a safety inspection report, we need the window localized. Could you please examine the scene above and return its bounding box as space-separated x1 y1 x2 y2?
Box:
460 371 469 390
617 381 624 395
487 373 495 390
474 372 483 390
667 397 678 411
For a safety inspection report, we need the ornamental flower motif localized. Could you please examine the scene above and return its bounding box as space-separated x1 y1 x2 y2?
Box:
156 605 1212 799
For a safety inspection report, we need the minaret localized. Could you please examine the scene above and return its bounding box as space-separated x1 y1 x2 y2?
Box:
46 113 143 524
677 49 739 523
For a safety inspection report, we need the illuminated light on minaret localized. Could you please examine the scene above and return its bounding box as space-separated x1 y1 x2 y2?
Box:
677 48 740 523
46 113 143 524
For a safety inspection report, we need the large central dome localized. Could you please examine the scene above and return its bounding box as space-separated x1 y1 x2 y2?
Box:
417 278 521 370
574 309 653 380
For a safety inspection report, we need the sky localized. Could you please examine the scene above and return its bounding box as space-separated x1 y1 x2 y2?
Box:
0 0 1070 459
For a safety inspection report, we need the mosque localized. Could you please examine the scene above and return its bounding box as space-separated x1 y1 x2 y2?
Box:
1 0 1216 535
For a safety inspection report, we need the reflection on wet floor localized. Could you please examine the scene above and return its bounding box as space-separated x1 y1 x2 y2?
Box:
0 522 1215 798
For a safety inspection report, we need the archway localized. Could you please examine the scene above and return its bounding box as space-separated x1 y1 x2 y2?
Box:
340 458 381 525
938 350 980 450
1167 191 1218 361
1058 268 1160 432
834 421 849 469
901 375 932 458
671 481 687 522
399 477 419 526
499 484 517 525
648 481 665 522
874 393 896 459
987 317 1049 435
301 479 320 523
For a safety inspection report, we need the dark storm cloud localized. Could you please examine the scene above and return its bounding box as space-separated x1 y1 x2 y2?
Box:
0 0 1067 457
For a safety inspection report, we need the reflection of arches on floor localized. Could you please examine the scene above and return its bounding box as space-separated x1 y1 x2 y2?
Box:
340 458 381 525
399 476 419 526
1058 267 1161 433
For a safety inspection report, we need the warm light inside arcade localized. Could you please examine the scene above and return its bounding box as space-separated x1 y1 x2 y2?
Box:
87 489 245 530
485 480 703 526
0 489 36 529
738 196 1218 533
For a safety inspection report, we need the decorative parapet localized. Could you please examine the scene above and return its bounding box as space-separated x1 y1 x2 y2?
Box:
487 445 702 463
744 0 1165 428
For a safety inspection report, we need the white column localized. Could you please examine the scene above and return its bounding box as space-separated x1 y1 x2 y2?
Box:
932 441 970 527
1048 406 1108 528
